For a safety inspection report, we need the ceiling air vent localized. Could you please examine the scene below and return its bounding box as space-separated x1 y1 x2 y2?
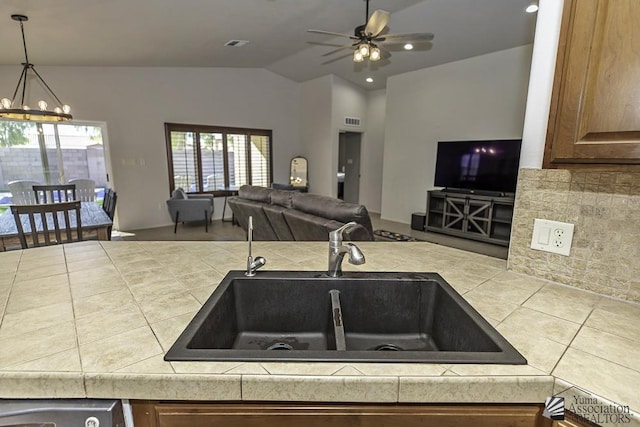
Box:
344 117 361 127
224 40 249 47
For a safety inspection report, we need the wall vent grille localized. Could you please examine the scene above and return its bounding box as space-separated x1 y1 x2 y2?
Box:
224 40 249 47
344 117 361 127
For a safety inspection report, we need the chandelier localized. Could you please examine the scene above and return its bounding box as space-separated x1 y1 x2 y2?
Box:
0 14 72 122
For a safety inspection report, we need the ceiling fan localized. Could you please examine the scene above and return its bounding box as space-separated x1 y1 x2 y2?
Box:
307 0 434 63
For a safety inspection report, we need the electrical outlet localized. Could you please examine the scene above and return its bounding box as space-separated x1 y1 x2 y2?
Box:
530 219 574 256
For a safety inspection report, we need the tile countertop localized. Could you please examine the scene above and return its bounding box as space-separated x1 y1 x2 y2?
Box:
0 241 639 416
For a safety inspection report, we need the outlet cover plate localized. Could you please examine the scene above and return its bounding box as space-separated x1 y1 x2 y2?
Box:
530 219 574 256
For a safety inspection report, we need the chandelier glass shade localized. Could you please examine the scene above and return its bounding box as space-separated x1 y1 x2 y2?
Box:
0 14 72 122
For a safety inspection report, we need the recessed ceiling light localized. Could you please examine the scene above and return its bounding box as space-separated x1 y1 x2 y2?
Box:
525 0 539 13
366 77 374 83
404 43 414 50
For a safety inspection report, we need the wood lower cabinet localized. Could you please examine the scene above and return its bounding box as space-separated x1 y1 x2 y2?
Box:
545 0 640 168
132 401 553 427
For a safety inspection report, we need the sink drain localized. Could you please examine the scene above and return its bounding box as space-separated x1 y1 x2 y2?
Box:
266 342 294 351
373 344 404 351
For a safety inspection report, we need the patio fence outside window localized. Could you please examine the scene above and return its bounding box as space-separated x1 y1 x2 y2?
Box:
0 121 109 213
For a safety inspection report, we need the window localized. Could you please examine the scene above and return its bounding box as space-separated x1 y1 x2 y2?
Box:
165 123 272 194
0 120 109 212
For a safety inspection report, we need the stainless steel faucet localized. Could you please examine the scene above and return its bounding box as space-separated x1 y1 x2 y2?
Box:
328 222 365 277
245 216 266 276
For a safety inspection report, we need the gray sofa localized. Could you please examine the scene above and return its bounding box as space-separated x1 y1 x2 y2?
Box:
227 185 374 241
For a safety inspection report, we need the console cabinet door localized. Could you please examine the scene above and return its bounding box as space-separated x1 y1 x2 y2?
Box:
545 0 640 168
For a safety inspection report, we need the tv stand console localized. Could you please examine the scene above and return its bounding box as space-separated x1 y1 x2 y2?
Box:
426 190 515 246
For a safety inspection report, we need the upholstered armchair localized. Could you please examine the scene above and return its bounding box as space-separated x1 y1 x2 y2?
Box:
166 188 214 233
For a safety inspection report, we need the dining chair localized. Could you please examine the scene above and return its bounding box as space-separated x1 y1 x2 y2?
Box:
102 188 117 239
68 179 96 201
8 180 40 205
33 184 77 203
10 201 83 249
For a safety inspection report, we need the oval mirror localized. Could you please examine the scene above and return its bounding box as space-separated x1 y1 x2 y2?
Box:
289 157 308 189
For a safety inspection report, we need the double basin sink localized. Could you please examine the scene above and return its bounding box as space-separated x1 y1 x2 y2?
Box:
165 271 526 364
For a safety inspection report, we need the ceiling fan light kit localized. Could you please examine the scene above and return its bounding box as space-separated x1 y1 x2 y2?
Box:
359 43 370 57
308 0 434 65
369 46 381 61
0 14 72 122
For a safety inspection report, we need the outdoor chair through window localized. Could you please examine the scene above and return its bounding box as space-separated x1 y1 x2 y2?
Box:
33 184 77 203
8 180 39 205
10 201 83 249
68 178 96 201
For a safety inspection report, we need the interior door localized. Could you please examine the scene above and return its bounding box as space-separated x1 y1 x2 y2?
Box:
338 132 361 204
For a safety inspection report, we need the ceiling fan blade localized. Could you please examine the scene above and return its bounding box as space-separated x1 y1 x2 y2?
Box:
308 29 359 39
322 46 352 57
307 41 352 48
378 46 392 60
364 9 390 37
375 32 435 43
322 52 353 65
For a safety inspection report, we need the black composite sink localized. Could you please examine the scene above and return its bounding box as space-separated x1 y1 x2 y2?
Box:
164 271 526 364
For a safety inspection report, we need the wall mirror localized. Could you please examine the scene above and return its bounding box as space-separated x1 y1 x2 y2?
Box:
289 157 308 189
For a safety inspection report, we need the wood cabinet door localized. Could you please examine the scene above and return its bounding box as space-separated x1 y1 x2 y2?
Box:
132 401 548 427
545 0 640 167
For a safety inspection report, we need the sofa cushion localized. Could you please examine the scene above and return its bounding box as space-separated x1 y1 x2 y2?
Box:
282 209 338 241
263 204 295 240
238 185 272 203
270 189 295 208
291 192 374 237
227 197 277 240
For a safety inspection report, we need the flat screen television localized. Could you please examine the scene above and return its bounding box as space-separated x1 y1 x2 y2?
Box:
434 139 522 195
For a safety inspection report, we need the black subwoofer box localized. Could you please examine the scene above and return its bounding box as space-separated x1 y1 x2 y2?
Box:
411 212 426 231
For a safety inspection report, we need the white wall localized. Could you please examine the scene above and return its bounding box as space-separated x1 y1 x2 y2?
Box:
300 75 333 195
0 66 302 230
520 0 565 168
361 89 387 213
380 45 534 224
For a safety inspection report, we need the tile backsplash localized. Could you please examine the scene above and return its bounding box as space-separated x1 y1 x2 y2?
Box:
508 168 640 302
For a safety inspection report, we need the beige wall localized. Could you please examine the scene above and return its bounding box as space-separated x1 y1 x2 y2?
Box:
508 168 640 302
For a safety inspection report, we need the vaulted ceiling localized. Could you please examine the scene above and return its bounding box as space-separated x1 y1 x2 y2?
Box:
0 0 537 90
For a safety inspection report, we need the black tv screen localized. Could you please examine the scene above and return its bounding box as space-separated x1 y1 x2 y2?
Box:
434 139 522 194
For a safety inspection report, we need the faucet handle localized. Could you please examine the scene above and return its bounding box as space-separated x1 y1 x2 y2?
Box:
329 221 358 242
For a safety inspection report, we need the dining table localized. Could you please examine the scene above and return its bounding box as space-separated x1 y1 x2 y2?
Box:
0 201 113 251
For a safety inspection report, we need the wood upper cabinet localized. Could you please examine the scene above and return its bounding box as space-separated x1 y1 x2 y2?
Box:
544 0 640 168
